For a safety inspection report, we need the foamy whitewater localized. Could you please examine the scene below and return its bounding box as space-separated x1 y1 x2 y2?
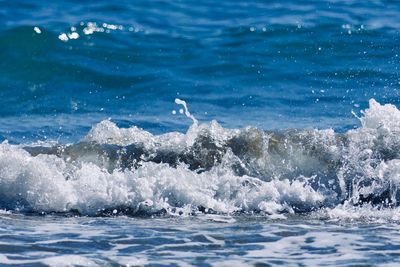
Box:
1 99 400 221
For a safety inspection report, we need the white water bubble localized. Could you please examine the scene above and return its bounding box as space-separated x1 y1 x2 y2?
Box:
33 27 41 34
58 33 69 42
68 32 79 40
71 101 78 111
179 109 184 114
83 27 94 35
172 110 176 115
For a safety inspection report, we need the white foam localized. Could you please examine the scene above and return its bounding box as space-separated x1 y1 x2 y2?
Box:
324 203 400 222
0 141 323 216
0 254 98 266
1 98 400 220
340 99 400 205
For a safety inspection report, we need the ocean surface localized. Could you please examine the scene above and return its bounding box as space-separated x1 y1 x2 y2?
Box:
1 0 400 265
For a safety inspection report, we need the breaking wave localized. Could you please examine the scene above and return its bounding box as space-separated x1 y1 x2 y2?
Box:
1 99 400 219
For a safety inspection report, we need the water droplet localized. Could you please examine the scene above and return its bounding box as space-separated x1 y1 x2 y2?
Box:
33 27 41 34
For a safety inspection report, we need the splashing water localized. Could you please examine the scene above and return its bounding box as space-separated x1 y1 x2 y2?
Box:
0 98 399 221
175 98 198 126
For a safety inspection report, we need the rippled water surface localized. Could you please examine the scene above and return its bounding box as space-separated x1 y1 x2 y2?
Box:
1 0 400 265
2 214 400 266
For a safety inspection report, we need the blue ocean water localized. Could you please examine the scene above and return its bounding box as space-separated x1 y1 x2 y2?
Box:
1 0 400 265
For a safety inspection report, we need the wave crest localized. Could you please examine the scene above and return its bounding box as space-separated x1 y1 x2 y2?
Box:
0 99 400 219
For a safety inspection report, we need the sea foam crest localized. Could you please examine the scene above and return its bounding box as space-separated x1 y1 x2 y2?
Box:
0 99 399 219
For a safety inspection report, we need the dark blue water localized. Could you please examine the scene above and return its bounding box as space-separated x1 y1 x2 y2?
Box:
1 0 399 143
1 0 400 265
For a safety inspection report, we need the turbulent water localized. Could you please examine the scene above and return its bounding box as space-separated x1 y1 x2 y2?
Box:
1 0 400 266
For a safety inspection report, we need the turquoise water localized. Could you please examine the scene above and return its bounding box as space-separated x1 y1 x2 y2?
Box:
1 0 400 265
